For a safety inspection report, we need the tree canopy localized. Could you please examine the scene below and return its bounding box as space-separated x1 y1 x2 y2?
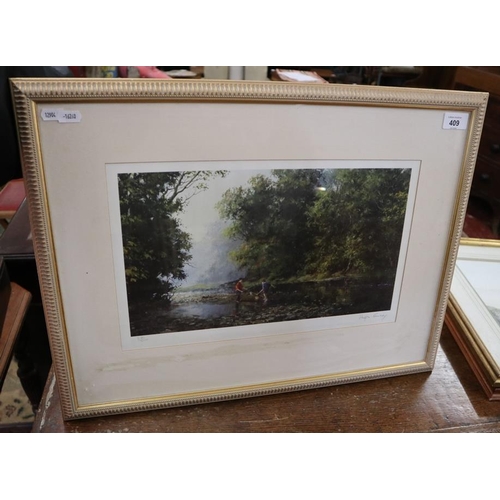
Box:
118 170 225 302
217 168 411 284
119 167 411 304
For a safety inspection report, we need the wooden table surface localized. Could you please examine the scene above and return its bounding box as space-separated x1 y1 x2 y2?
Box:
32 324 500 433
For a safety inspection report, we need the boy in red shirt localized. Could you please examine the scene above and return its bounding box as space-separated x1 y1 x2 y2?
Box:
235 279 244 302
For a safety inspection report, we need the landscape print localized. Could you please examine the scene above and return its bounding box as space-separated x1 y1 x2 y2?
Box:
116 162 413 338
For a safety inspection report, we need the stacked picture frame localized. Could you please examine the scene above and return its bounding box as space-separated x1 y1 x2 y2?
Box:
446 238 500 400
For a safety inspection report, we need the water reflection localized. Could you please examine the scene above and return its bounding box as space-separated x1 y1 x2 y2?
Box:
130 279 395 336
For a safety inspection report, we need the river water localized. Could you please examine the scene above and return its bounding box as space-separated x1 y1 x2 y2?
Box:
129 279 395 337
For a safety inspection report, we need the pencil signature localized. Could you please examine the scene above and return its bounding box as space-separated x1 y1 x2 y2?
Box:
359 312 388 321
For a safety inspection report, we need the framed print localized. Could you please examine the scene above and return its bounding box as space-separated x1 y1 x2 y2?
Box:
446 238 500 400
11 78 486 420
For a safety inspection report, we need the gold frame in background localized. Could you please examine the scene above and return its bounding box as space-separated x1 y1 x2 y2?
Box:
446 238 500 400
10 78 487 419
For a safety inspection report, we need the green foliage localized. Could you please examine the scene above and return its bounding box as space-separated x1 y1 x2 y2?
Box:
217 169 322 281
308 169 411 280
217 168 411 284
118 170 225 302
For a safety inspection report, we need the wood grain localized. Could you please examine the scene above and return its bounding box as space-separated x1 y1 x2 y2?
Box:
0 283 31 390
32 324 500 433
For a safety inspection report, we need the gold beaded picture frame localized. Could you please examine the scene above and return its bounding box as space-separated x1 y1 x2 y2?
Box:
11 78 486 419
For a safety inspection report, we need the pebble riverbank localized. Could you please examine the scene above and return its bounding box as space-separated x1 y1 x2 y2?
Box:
128 280 394 336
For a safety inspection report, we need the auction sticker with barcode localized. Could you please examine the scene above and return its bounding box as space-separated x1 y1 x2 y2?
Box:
442 112 468 130
41 108 82 123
